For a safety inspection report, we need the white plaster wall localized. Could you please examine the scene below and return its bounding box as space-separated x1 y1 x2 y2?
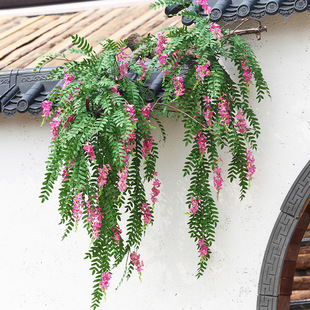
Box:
1 12 310 310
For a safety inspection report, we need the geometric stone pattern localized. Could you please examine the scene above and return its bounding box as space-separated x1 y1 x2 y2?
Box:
257 161 310 310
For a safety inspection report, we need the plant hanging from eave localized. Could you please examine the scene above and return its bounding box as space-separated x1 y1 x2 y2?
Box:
39 2 270 308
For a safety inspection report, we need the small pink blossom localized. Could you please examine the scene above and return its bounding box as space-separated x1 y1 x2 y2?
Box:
193 130 207 154
218 95 231 127
42 100 52 119
117 167 128 192
63 114 74 128
204 105 213 127
137 58 148 82
213 166 223 192
99 271 111 292
141 202 152 227
158 53 168 67
116 47 127 62
98 164 111 187
197 0 212 13
73 191 83 222
198 238 209 259
83 141 96 161
210 22 222 40
241 59 253 86
246 149 256 180
195 61 211 81
173 75 185 97
62 160 75 182
190 196 201 215
87 203 102 240
111 225 122 244
62 69 75 88
50 110 61 141
141 103 151 120
130 251 144 273
141 137 153 158
119 62 128 79
150 172 161 204
124 101 138 123
155 32 167 56
236 109 247 133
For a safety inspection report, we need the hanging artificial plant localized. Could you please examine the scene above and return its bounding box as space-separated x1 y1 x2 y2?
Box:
39 1 269 308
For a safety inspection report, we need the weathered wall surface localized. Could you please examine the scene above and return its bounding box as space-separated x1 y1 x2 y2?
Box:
0 12 310 310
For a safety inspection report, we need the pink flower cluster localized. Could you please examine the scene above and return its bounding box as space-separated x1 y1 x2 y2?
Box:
50 109 62 141
117 167 128 192
124 101 138 123
190 196 201 215
246 149 256 180
202 95 213 127
173 75 185 97
42 100 52 119
236 109 247 133
73 191 83 222
83 141 96 161
141 202 152 227
87 202 102 240
117 47 128 79
210 22 222 41
62 69 75 88
193 130 207 154
99 271 111 292
62 160 75 182
241 58 253 86
213 166 223 192
130 251 144 273
137 58 148 82
98 164 111 187
142 137 153 158
141 103 151 120
121 131 136 163
197 0 212 13
218 94 231 128
111 225 122 244
195 61 211 81
150 172 161 204
155 32 167 56
198 238 209 259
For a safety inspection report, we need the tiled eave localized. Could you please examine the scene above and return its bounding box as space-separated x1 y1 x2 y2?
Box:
165 0 310 24
0 67 62 117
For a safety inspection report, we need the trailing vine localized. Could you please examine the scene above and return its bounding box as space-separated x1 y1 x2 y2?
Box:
39 2 269 308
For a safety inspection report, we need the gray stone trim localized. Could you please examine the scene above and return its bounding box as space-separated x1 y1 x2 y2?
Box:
257 160 310 310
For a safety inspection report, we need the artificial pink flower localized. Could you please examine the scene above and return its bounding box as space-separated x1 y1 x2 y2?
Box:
236 109 247 133
141 103 151 120
124 101 138 123
98 164 111 187
117 167 128 192
141 202 152 227
99 271 111 291
151 172 161 204
73 191 83 222
246 149 256 180
111 225 122 244
198 238 209 259
193 130 207 154
213 166 223 192
197 0 212 13
173 75 185 97
195 61 211 81
141 137 153 158
218 94 231 128
130 251 144 273
87 203 102 240
190 196 201 215
42 100 52 119
210 22 222 40
137 58 148 82
83 141 96 161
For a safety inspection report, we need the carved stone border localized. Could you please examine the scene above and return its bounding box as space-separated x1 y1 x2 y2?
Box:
257 160 310 310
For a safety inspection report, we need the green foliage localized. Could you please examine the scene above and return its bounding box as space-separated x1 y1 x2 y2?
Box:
39 10 269 309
